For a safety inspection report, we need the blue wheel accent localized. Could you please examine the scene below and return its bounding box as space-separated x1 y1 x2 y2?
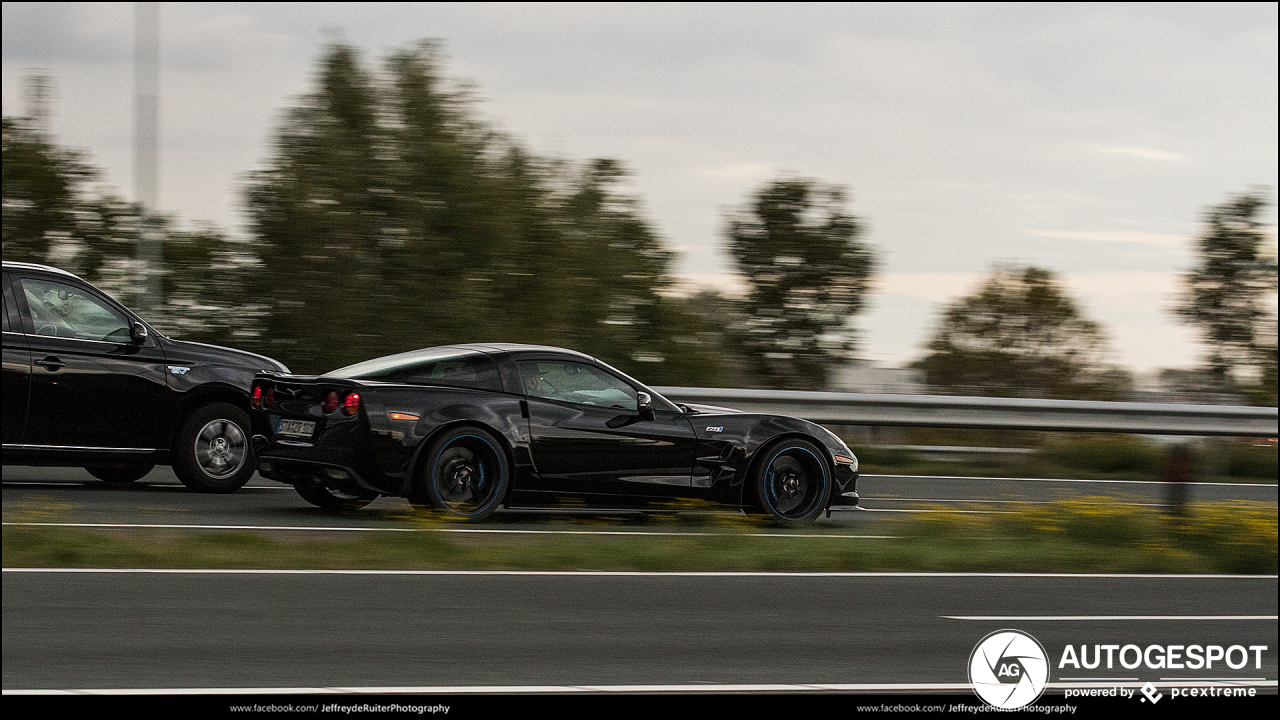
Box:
755 441 830 522
425 428 509 520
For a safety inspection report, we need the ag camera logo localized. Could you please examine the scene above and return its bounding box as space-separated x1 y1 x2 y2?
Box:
969 630 1050 709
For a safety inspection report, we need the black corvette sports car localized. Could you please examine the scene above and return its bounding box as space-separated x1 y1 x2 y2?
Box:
250 344 860 523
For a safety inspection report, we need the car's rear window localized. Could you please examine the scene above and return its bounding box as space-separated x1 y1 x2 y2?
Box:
325 350 503 392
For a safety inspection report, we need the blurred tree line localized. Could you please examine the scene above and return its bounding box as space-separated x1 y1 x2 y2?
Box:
2 42 875 388
2 116 265 346
1175 189 1277 406
4 41 1271 403
241 42 721 380
910 191 1277 406
240 42 882 386
912 265 1133 400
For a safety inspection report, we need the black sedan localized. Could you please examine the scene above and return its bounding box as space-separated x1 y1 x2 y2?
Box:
251 344 859 523
2 261 289 492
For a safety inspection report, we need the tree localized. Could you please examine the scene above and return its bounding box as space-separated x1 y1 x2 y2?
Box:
913 265 1131 399
2 116 97 265
1175 190 1277 401
2 117 262 347
245 42 725 382
724 177 877 389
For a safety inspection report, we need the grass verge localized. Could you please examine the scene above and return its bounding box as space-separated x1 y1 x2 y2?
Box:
4 499 1274 574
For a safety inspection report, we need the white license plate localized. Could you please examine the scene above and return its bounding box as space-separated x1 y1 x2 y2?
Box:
276 418 316 438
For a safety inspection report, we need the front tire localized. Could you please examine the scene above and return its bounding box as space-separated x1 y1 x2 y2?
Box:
750 439 831 524
173 402 254 493
86 465 155 484
294 479 378 511
413 427 509 521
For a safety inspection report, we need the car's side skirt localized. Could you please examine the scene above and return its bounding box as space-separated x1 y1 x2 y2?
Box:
2 443 168 466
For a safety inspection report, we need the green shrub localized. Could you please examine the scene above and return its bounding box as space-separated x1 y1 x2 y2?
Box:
1228 443 1278 479
1039 435 1163 475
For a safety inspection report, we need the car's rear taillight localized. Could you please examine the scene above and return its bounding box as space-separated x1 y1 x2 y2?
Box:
323 391 340 414
252 384 274 409
342 392 361 416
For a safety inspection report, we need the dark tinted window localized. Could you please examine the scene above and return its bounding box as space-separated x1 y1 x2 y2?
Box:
518 360 638 410
330 351 502 392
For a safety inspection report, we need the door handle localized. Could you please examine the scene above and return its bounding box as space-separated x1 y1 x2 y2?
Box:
34 356 66 371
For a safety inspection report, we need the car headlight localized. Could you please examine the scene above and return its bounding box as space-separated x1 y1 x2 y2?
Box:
820 426 857 472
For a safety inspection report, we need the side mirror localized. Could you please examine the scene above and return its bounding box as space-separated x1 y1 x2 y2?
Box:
636 391 655 421
131 321 149 345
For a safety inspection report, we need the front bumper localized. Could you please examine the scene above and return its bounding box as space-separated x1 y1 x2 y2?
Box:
826 465 861 517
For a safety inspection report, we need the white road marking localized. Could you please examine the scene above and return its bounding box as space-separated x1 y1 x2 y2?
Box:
4 568 1274 578
5 680 1275 695
0 521 900 539
0 683 989 695
862 474 1276 488
858 507 1016 513
865 497 1174 506
946 615 1277 620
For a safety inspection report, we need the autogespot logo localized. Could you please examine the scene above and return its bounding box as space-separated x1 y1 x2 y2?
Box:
969 630 1050 709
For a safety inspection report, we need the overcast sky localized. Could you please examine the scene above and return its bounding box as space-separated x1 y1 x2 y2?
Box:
3 3 1277 375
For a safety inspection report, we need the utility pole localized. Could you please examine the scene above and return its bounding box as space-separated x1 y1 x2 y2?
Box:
22 72 56 137
135 1 161 315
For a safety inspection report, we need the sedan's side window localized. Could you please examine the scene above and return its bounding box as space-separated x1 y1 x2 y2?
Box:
19 277 132 343
518 361 638 411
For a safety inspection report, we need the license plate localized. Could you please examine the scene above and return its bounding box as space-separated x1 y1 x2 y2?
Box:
276 418 316 438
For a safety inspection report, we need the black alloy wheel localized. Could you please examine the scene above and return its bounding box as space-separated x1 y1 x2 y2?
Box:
294 478 379 511
416 427 509 521
172 402 255 493
86 465 155 484
751 439 831 524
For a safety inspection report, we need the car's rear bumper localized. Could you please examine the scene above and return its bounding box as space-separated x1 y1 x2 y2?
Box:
252 435 386 496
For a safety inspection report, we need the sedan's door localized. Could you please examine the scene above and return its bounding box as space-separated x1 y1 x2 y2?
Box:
14 275 172 451
517 359 697 497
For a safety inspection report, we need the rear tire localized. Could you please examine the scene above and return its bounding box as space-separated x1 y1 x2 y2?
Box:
294 479 378 511
86 465 155 484
413 427 509 521
750 439 831 524
173 402 254 493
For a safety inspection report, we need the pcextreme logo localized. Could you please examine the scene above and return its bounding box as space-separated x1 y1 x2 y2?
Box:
969 629 1050 709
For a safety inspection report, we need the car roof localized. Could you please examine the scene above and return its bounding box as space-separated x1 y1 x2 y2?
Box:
449 343 596 361
1 261 81 280
322 344 598 377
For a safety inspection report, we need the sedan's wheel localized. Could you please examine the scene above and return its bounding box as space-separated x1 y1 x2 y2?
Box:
172 402 254 493
751 439 831 524
294 479 378 511
415 427 509 521
86 465 155 484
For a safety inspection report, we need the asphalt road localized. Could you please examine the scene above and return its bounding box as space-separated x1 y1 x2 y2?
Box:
3 466 1276 695
3 570 1276 692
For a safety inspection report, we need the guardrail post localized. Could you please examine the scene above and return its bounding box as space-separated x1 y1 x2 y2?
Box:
1162 444 1193 516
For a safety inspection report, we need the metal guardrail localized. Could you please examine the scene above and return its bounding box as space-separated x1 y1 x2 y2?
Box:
652 387 1279 437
